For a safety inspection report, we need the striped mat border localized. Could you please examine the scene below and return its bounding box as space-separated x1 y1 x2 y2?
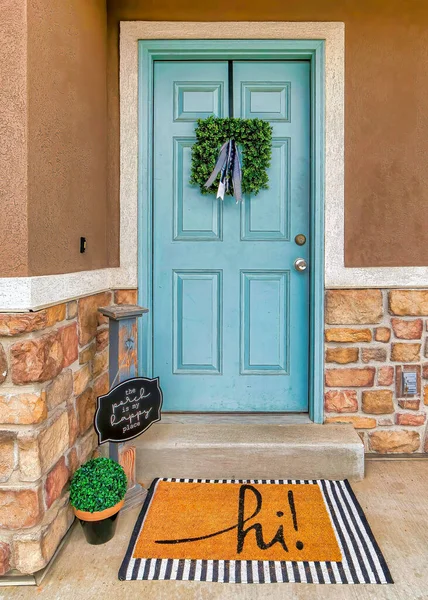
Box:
119 478 393 584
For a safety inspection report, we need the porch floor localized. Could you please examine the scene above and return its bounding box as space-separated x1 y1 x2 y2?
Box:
3 459 428 600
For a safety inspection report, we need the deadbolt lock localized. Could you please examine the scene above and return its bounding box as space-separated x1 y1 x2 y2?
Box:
295 234 307 246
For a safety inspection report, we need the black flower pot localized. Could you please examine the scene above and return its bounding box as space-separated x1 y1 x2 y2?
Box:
78 511 120 545
74 499 124 545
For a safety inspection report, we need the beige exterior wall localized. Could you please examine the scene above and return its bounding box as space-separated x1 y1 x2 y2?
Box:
0 1 29 277
107 0 428 269
0 0 112 279
27 0 111 276
2 0 428 277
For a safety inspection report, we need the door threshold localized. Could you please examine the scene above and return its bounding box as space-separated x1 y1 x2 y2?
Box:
160 413 312 425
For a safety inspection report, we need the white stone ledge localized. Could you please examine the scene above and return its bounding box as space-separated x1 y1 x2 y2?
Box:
2 263 428 312
0 266 137 312
325 265 428 289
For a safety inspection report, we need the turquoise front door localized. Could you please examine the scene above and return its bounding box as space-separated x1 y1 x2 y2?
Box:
152 60 310 412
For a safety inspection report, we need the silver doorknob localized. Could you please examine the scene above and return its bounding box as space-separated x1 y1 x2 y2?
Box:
294 258 308 272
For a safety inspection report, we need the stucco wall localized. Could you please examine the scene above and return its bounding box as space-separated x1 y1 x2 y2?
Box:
0 0 111 278
26 0 111 276
0 1 29 277
107 0 428 268
2 0 428 277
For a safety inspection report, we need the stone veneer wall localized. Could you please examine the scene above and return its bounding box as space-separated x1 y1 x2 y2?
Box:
0 289 137 576
325 289 428 454
2 285 428 574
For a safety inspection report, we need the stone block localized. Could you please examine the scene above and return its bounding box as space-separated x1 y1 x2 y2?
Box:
77 292 111 346
0 488 41 529
76 388 95 435
424 385 428 406
96 328 109 352
0 312 47 336
378 366 394 386
41 502 73 567
73 364 91 396
0 393 47 425
0 436 15 483
325 347 358 364
14 500 73 574
44 457 69 509
97 311 109 326
46 304 66 327
398 399 420 410
389 290 428 316
77 429 98 464
18 437 42 481
114 289 138 305
0 344 7 384
324 416 376 429
66 300 77 320
0 542 10 576
325 328 372 343
38 411 69 474
391 343 421 362
59 323 78 367
378 418 394 426
325 368 375 388
374 327 391 342
391 318 423 340
93 348 108 378
45 369 73 410
13 538 44 574
324 390 358 413
369 430 420 453
395 413 426 426
422 364 428 379
79 340 96 365
325 290 383 325
67 447 79 475
18 411 84 482
362 390 394 414
11 332 64 384
361 347 387 363
68 405 78 447
93 372 109 398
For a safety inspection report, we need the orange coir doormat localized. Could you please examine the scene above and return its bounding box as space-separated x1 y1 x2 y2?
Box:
119 478 393 584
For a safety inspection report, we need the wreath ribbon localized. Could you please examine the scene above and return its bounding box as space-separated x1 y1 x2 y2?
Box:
204 139 243 202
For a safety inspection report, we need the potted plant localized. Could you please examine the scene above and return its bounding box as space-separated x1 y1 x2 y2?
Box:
70 457 127 545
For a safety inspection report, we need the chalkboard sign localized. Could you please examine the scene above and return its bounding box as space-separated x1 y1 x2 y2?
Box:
94 377 163 444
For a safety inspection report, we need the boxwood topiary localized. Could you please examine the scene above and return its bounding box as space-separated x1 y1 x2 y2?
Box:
70 457 127 513
190 116 273 197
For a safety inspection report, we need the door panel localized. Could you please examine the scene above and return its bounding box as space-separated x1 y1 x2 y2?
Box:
173 270 222 374
240 270 289 374
152 60 310 412
173 138 223 241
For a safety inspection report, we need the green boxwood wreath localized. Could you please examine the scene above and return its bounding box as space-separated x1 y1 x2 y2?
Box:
190 116 273 197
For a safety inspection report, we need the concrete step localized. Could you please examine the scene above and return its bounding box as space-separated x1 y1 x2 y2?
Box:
133 423 364 481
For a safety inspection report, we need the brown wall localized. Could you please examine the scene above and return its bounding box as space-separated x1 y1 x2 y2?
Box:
0 1 29 276
2 1 428 277
107 0 428 268
26 0 111 276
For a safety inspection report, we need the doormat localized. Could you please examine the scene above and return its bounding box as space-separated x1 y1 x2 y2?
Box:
119 478 393 584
